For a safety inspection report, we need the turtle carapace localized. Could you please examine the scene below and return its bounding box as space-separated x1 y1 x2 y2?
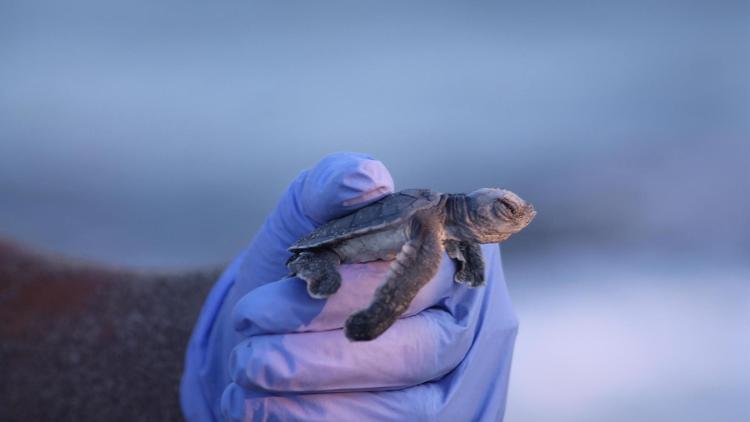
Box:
287 188 536 341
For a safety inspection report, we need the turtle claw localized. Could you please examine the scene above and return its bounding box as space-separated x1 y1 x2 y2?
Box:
454 269 485 288
454 269 471 283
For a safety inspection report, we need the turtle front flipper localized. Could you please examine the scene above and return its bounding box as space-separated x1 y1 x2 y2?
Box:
344 216 443 341
445 240 485 287
288 250 342 299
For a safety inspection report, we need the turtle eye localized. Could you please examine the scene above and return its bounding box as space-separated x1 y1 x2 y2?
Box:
496 198 517 217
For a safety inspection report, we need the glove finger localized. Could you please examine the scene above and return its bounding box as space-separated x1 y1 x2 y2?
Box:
222 380 443 422
232 253 459 337
228 305 475 393
222 245 514 422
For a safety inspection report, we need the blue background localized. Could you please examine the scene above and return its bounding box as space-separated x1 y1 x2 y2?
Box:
1 1 748 420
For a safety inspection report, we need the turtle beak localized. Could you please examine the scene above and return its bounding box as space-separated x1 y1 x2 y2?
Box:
512 203 536 233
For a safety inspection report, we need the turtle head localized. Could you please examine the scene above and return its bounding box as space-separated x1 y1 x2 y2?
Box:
463 188 536 243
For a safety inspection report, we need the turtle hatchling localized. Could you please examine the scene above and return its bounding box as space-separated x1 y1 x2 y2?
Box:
287 188 536 341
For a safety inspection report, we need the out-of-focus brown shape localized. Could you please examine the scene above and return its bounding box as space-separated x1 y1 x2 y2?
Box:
0 237 221 422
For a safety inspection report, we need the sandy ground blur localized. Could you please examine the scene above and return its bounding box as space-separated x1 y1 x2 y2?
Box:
0 238 219 421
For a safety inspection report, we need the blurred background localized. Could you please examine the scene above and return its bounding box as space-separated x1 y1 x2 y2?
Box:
1 0 748 421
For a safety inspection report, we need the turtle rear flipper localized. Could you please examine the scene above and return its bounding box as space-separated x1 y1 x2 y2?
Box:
344 216 443 341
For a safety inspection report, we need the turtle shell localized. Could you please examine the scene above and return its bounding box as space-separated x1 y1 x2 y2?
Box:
288 189 441 252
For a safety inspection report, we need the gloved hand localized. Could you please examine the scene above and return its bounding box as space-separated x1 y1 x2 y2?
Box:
203 153 518 421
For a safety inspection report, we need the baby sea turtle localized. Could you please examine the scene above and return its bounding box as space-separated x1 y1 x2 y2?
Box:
287 188 536 341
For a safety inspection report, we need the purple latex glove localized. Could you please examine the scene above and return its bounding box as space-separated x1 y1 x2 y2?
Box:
180 153 519 421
